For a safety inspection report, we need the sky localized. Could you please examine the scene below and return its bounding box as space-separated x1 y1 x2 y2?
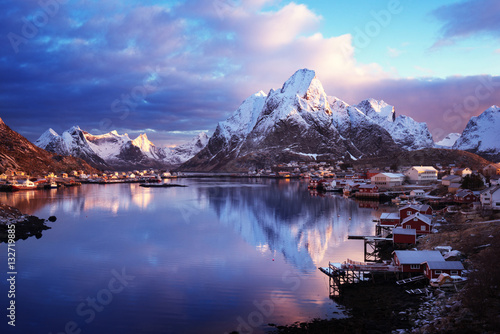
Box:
1 0 499 147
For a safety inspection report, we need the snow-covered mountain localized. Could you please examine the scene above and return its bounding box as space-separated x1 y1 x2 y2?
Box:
354 98 434 150
453 106 500 161
183 69 404 171
435 133 461 148
35 127 207 170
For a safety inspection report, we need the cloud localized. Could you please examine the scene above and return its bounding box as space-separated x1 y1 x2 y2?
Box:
387 47 402 58
432 0 500 47
0 0 497 149
0 0 393 146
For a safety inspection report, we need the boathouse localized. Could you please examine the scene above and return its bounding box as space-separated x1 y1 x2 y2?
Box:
422 261 465 280
380 212 400 226
393 228 416 244
393 250 444 274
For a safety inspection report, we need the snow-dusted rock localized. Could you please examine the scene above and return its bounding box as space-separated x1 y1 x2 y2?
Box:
453 105 500 161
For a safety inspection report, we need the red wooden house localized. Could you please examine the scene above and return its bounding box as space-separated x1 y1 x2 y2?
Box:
401 212 432 234
399 204 433 223
454 189 480 204
393 227 417 244
393 250 444 274
380 212 400 226
422 261 465 280
358 184 379 193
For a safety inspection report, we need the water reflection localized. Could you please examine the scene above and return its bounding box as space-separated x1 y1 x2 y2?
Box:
0 184 154 216
0 179 384 334
196 179 376 272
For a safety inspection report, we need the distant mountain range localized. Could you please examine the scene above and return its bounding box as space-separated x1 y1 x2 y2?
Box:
35 127 208 170
29 69 500 171
0 117 97 175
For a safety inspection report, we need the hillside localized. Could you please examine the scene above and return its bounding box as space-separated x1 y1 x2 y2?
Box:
0 117 99 175
352 148 494 170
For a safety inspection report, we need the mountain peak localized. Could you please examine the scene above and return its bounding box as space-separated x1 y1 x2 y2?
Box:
280 68 320 98
355 98 395 123
281 68 326 100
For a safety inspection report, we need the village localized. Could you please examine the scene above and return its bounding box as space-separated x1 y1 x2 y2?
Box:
1 159 499 332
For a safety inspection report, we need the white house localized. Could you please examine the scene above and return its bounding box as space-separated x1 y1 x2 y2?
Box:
480 186 500 210
371 173 404 189
450 167 472 177
405 166 438 184
410 189 426 197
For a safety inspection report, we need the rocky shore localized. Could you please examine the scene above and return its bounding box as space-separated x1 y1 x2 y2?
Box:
0 203 53 242
271 212 500 334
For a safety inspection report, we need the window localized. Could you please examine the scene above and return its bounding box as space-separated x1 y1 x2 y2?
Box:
410 264 420 270
451 271 458 275
421 225 426 231
435 270 442 275
406 225 412 229
407 211 411 216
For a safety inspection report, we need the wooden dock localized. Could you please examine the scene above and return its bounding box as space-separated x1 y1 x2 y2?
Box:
319 260 401 297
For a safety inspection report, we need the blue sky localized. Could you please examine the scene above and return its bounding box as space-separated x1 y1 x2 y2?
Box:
1 0 499 146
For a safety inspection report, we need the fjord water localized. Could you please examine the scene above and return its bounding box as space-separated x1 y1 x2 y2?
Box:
0 178 379 334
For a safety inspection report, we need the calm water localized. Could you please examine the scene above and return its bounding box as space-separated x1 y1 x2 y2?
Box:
1 178 382 334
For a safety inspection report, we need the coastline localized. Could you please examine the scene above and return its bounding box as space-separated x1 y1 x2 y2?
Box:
271 211 500 334
0 203 52 242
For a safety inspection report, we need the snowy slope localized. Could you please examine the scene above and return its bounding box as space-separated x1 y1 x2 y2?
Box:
354 99 434 150
435 133 461 148
453 106 500 161
164 132 209 165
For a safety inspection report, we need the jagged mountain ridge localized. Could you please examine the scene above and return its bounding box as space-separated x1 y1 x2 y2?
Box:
183 69 434 171
435 133 461 148
35 127 208 170
0 117 98 175
453 105 500 161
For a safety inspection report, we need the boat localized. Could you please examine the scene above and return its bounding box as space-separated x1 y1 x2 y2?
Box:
11 180 37 190
139 183 187 188
429 273 466 288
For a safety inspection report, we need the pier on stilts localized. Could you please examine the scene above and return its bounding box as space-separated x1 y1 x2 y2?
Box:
347 235 393 262
319 259 401 297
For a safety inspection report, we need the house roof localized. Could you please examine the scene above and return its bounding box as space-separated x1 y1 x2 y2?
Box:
455 189 475 198
424 261 464 270
399 204 431 212
442 175 461 181
359 184 378 189
393 227 416 236
380 212 400 220
374 172 404 179
409 166 437 173
481 185 500 195
401 212 432 225
449 183 461 188
394 250 444 264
